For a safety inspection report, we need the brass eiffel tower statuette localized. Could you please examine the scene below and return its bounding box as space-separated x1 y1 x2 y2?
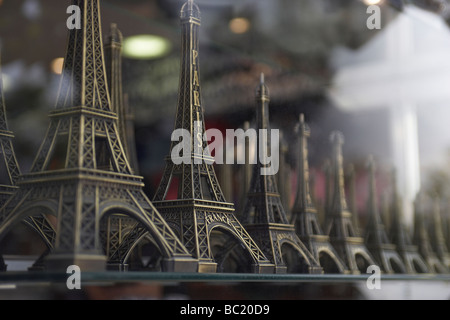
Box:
364 156 406 273
0 0 196 272
428 197 450 269
152 0 273 273
429 197 450 269
241 82 322 274
323 132 375 274
0 52 20 270
0 52 57 271
290 114 347 274
389 173 429 273
104 23 139 174
0 53 20 208
412 193 448 273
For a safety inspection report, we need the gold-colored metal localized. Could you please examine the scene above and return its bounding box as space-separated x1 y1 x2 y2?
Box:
364 155 406 273
323 132 376 274
290 114 347 274
152 0 273 273
0 0 196 272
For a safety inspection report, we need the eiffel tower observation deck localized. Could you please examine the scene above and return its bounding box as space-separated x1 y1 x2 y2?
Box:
152 0 273 274
0 0 196 272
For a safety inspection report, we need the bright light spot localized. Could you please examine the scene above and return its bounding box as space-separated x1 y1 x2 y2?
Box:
1 73 12 92
123 35 172 60
51 57 64 75
229 17 251 34
363 0 382 5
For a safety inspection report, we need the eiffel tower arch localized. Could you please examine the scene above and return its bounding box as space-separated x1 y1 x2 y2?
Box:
0 0 196 272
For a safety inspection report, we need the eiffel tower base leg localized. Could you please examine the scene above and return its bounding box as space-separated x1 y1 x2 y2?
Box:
274 266 287 274
197 261 217 273
44 253 107 272
162 257 198 273
251 263 275 274
308 266 325 274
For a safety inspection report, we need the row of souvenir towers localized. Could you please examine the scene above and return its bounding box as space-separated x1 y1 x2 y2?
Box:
0 0 448 275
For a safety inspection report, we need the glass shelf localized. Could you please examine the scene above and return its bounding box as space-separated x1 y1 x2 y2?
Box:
1 271 450 285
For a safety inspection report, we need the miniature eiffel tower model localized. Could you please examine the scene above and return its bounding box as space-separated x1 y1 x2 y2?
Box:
412 193 448 273
104 23 139 173
241 82 322 274
0 0 196 272
290 115 347 274
0 53 20 270
0 52 58 271
364 156 406 273
428 197 450 269
323 132 375 274
389 174 429 273
0 54 20 208
152 0 273 273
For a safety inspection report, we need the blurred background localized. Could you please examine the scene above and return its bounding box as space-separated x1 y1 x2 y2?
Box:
1 0 450 268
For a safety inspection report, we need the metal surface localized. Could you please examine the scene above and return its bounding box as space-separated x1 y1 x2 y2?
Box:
290 115 347 274
364 156 407 273
323 132 376 274
152 0 273 274
0 0 196 273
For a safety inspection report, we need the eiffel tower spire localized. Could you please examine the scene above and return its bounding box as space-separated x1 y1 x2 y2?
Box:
413 193 448 273
242 78 322 274
389 172 429 273
0 0 196 272
323 132 375 274
290 114 347 273
104 23 139 174
364 155 406 273
153 1 273 273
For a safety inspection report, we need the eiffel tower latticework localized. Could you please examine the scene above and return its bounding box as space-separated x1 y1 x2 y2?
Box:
323 132 375 274
152 0 273 273
389 173 429 274
364 156 406 273
241 80 322 274
0 0 196 272
290 114 347 274
412 193 448 273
